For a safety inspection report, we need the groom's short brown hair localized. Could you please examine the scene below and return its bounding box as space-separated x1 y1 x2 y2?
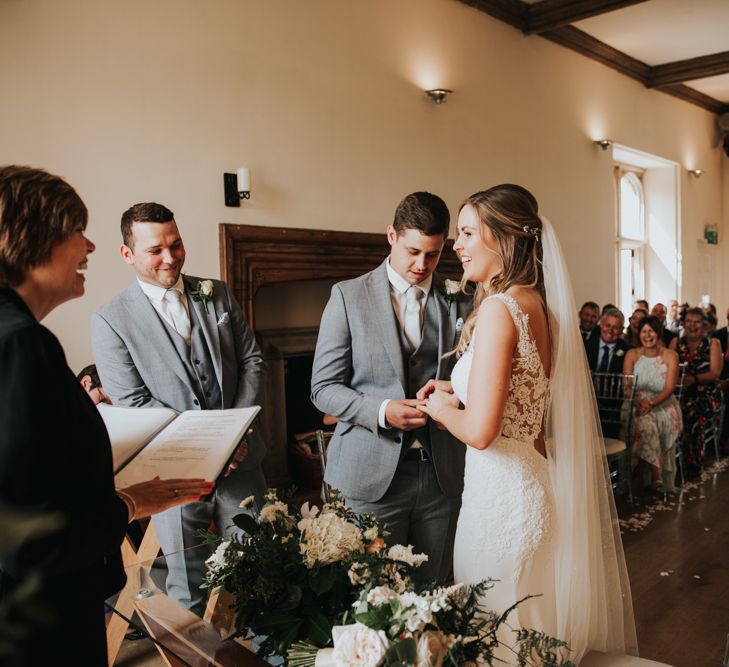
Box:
121 202 175 248
393 192 450 238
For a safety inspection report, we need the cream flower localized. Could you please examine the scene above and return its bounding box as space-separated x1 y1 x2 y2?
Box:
386 544 429 568
397 591 433 632
259 501 291 524
200 279 214 296
331 623 390 667
366 585 398 606
205 540 230 572
444 279 461 295
298 511 364 568
415 631 448 667
239 495 255 508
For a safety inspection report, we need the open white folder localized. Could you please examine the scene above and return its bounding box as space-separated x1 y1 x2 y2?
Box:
97 404 260 488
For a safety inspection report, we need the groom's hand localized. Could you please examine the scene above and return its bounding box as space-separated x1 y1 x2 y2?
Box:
385 399 428 431
416 380 453 401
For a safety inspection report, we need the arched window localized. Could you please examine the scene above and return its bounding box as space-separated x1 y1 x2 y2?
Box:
616 169 646 315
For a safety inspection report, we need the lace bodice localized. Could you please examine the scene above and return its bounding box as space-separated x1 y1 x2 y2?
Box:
451 293 550 442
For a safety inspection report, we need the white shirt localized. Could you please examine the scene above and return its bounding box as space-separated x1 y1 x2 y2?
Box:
137 276 190 330
378 259 432 429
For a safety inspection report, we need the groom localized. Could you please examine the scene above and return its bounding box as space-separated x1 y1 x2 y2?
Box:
311 192 470 581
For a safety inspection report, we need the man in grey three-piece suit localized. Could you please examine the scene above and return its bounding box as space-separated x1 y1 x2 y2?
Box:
311 192 470 581
91 202 266 614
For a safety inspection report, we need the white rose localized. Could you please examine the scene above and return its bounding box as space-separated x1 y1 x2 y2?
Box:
444 279 460 295
200 279 214 296
615 348 625 357
415 631 447 667
331 623 390 667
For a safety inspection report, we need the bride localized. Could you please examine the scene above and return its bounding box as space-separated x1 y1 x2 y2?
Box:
419 184 637 664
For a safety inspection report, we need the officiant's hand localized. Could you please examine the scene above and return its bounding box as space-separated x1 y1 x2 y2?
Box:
119 477 215 521
385 399 428 431
224 428 253 477
416 380 453 401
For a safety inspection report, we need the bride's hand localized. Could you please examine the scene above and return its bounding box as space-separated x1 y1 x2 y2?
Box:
421 389 460 423
416 380 454 401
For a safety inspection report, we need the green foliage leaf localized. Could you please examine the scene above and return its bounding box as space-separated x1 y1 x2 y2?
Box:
232 512 260 535
305 611 332 647
309 566 336 594
253 610 301 636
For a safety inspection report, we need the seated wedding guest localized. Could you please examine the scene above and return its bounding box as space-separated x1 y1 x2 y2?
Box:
585 308 630 373
712 306 729 355
578 300 600 340
77 363 111 405
0 165 214 666
623 317 682 498
705 310 718 337
670 307 723 473
633 298 649 312
650 302 677 347
706 302 717 317
623 307 648 348
665 299 681 333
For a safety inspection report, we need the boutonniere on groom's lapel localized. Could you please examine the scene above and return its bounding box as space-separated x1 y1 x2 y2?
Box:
615 348 624 358
439 279 463 314
189 279 214 314
455 317 464 332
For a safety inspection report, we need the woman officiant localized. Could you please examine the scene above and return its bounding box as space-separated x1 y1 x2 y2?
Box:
0 165 214 665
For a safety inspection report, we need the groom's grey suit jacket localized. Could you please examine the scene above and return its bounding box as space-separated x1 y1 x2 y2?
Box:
90 274 265 471
311 260 469 503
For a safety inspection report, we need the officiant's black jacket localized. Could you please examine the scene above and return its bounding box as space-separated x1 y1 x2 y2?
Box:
0 288 127 665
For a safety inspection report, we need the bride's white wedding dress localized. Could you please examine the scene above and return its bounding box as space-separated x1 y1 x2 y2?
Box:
446 217 638 665
451 293 558 653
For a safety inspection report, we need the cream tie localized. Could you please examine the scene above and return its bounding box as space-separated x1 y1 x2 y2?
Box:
165 289 191 345
404 286 424 350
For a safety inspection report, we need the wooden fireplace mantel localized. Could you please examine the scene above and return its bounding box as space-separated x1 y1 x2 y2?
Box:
219 223 463 330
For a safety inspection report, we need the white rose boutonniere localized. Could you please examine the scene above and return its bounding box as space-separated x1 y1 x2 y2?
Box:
440 279 462 314
190 279 214 313
615 349 624 357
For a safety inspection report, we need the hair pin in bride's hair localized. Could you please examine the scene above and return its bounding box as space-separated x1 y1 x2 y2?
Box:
522 225 540 240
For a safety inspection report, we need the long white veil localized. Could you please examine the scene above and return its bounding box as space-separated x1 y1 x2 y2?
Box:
541 217 638 662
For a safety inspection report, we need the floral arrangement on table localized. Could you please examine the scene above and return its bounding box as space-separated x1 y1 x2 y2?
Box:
203 490 574 667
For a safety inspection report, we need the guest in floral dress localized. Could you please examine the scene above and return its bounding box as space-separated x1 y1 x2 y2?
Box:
669 307 723 472
624 316 683 495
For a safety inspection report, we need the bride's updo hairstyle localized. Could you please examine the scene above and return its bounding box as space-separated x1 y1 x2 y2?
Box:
455 184 545 356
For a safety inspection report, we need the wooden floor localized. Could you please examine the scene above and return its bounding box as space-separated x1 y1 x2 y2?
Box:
115 459 729 667
618 456 729 667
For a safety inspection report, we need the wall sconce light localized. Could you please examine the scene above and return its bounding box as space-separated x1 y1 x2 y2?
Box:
688 168 704 178
594 139 613 150
425 89 453 104
223 167 251 207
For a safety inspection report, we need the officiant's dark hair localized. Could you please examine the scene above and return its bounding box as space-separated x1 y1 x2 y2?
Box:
453 184 545 356
121 202 175 248
392 192 450 238
0 165 88 288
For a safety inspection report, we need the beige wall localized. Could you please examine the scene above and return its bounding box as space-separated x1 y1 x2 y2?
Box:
1 0 725 370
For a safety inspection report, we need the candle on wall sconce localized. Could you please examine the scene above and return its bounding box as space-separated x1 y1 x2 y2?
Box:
224 167 251 207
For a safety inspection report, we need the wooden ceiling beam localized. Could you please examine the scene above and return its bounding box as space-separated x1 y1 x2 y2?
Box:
647 51 729 88
456 0 527 30
541 25 649 82
525 0 649 35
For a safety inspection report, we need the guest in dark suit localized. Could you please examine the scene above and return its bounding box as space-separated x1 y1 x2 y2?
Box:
0 166 212 666
579 300 600 341
651 302 677 347
585 307 631 373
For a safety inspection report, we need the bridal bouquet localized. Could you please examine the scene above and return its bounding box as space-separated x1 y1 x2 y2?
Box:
203 490 574 666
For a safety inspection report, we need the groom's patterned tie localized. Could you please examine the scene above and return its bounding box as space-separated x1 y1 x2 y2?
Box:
164 289 192 345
